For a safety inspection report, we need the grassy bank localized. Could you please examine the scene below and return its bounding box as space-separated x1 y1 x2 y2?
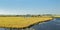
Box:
0 16 53 28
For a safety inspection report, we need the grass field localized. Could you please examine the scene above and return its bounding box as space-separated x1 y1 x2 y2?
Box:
0 16 53 28
54 16 60 18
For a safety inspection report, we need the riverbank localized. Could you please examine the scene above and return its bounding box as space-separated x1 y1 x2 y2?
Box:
0 16 53 28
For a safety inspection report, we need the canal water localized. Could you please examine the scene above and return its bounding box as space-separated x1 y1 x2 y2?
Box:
0 18 60 30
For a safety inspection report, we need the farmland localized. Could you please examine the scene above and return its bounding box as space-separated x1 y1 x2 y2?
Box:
0 16 53 28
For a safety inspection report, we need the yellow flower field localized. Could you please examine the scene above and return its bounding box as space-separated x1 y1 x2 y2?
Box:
0 16 53 28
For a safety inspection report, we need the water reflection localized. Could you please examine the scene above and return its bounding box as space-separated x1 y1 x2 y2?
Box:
31 18 60 30
0 28 5 30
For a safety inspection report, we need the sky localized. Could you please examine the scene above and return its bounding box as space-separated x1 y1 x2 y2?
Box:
0 0 60 15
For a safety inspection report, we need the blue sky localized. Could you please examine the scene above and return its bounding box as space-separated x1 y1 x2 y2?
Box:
0 0 60 15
